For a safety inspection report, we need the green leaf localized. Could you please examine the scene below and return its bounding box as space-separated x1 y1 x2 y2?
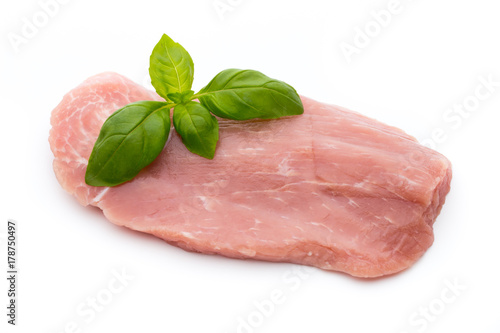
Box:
149 34 194 100
167 90 195 104
196 69 304 120
85 101 172 187
173 101 219 159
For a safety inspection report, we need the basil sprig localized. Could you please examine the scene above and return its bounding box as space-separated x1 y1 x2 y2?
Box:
85 33 304 187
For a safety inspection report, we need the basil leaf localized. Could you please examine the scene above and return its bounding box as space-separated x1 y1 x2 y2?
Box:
85 101 172 187
173 101 219 159
197 69 304 120
149 34 194 100
167 90 194 104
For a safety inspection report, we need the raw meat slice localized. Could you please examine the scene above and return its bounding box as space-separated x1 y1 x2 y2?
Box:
49 72 452 278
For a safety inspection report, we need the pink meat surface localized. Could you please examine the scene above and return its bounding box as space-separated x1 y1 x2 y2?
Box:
49 72 452 278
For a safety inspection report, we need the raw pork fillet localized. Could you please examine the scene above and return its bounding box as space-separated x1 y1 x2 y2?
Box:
49 72 452 278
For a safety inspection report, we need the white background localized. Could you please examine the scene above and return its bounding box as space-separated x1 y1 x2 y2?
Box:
1 0 500 332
